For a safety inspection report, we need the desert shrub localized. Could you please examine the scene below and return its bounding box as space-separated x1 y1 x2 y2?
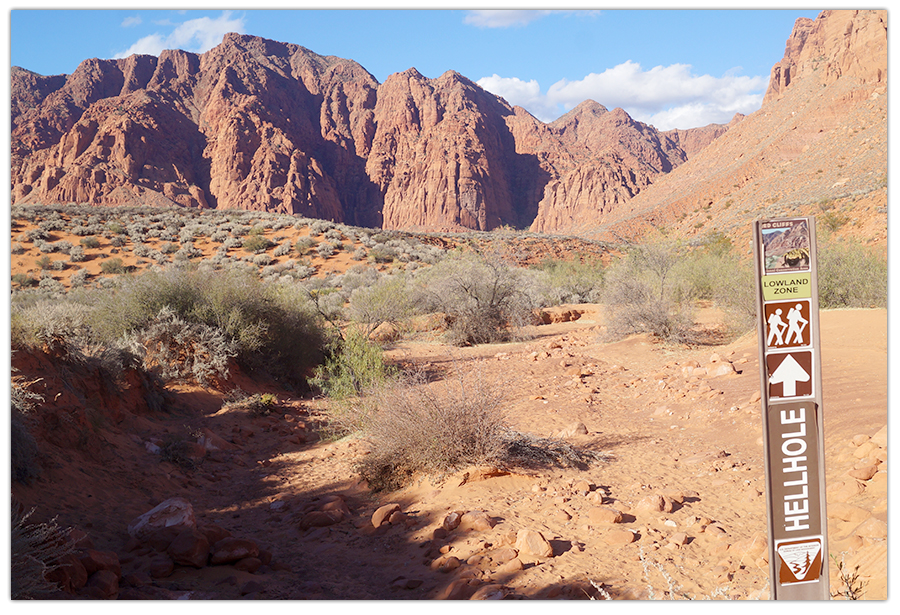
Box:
11 505 74 599
316 242 336 258
67 246 85 263
52 240 73 254
242 235 272 253
309 219 333 236
10 298 97 356
602 240 695 344
90 267 326 382
12 273 38 289
12 243 25 255
100 258 126 274
160 241 180 254
50 260 65 271
351 247 367 261
69 268 90 288
220 390 279 417
35 255 52 270
273 240 292 257
122 306 236 385
295 236 316 254
311 328 396 411
38 277 64 293
368 245 395 263
817 239 887 308
26 228 49 242
109 235 126 248
80 236 100 249
223 237 242 250
410 252 538 346
35 240 54 253
348 274 413 334
355 368 510 490
534 257 605 305
107 221 125 235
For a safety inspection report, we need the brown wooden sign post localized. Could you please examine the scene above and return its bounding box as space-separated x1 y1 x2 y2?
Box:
753 217 830 600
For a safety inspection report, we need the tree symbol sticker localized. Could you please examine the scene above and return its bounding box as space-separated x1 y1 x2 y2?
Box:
777 538 823 584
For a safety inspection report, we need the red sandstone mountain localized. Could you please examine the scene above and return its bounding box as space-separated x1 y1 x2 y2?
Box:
10 10 884 238
10 31 728 233
581 9 887 245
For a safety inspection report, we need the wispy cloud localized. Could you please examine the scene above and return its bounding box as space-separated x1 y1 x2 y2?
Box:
464 10 552 28
113 11 245 58
478 61 769 130
121 15 142 28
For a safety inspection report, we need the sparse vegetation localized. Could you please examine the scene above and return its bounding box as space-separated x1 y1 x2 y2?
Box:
817 238 887 308
409 251 539 346
602 239 696 344
10 505 74 599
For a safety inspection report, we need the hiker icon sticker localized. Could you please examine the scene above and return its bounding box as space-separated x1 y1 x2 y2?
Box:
776 537 824 585
766 351 814 399
760 219 811 274
764 300 811 349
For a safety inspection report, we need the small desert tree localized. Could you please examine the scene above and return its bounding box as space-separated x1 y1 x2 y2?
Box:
410 251 537 345
602 239 695 343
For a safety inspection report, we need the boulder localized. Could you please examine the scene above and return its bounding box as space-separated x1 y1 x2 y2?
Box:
127 497 196 551
515 529 553 558
372 503 401 528
166 528 210 568
209 538 260 565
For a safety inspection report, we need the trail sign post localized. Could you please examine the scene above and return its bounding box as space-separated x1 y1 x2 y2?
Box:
753 217 829 600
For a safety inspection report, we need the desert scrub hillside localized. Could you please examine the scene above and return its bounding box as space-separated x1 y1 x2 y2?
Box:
8 204 612 293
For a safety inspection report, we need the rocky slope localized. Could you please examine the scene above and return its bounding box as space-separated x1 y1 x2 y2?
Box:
583 9 887 246
11 32 726 233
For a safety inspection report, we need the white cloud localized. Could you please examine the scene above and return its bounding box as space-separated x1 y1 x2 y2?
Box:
113 11 245 59
478 60 769 130
121 16 142 28
464 10 552 28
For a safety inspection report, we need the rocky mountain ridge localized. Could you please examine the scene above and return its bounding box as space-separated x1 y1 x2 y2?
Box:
11 31 732 234
582 9 887 246
10 10 885 240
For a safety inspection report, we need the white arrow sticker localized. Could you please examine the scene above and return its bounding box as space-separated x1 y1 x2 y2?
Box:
770 354 810 397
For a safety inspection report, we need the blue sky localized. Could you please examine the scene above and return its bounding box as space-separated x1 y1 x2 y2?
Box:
7 5 823 130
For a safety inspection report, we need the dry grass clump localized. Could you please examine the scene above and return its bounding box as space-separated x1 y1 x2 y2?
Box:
355 367 604 491
221 390 279 417
10 504 74 599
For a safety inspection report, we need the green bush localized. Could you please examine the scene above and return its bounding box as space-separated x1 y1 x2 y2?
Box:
535 257 605 304
100 258 126 274
11 273 38 288
817 239 887 308
80 236 100 249
242 235 272 253
90 267 326 382
347 274 413 334
311 328 395 405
